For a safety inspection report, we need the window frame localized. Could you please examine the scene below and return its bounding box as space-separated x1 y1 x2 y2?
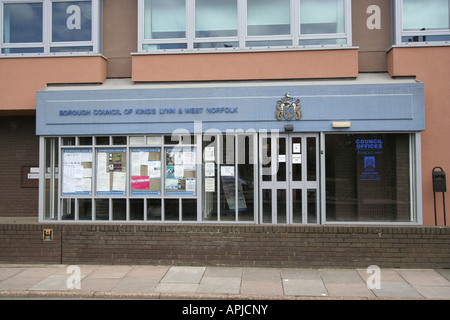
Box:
394 0 450 46
137 0 352 53
0 0 100 56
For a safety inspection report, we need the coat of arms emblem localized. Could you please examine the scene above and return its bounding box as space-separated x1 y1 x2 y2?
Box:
276 93 302 121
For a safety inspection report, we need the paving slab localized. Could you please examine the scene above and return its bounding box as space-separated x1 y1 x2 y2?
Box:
86 265 133 279
161 266 206 284
242 267 281 282
282 279 328 297
0 267 61 291
153 283 199 294
79 277 123 292
29 275 72 291
325 283 375 298
0 267 26 281
241 280 284 296
413 285 450 299
436 269 450 281
396 269 450 286
204 266 242 278
371 281 423 299
112 277 159 293
281 268 322 280
126 265 169 280
356 268 405 283
197 277 241 294
320 268 365 284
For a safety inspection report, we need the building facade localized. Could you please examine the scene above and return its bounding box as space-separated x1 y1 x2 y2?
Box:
1 0 449 227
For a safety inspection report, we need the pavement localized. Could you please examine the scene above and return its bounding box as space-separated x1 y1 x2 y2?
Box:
0 264 449 300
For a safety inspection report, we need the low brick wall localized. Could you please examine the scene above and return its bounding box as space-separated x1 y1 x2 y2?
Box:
0 224 449 268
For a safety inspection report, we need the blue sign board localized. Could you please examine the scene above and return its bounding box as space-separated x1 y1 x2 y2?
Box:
36 81 425 135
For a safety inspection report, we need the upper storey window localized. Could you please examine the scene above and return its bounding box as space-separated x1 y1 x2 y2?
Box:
1 0 100 55
395 0 450 45
138 0 352 52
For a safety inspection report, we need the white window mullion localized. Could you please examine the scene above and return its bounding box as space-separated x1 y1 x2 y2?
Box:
91 0 100 53
138 0 144 51
43 0 51 54
345 0 352 46
292 0 299 47
239 0 246 49
187 0 194 50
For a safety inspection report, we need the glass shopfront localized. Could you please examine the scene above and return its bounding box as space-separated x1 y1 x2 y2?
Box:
42 133 258 223
41 131 420 224
37 79 425 225
325 133 416 223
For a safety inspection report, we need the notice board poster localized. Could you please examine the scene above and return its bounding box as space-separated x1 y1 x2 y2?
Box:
96 148 126 195
165 147 196 195
131 148 161 195
62 149 92 195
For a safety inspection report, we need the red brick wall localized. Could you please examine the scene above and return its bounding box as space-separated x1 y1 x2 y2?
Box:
1 224 448 268
0 116 39 217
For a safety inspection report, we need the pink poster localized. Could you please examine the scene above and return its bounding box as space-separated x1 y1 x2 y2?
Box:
131 176 150 190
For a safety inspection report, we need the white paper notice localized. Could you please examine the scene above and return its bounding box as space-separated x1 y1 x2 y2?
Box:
174 165 184 179
112 172 126 191
292 154 302 164
97 174 110 192
221 166 235 176
205 178 215 192
293 143 301 153
148 161 161 178
186 178 196 192
205 147 215 161
205 162 215 177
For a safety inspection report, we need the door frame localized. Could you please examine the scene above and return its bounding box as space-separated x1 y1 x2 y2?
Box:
258 132 320 224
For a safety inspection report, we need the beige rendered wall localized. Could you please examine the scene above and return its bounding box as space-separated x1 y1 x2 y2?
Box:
132 49 359 82
102 0 137 78
388 46 450 226
0 56 107 112
352 0 392 72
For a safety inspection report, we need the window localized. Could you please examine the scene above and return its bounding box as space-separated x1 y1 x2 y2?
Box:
138 0 351 52
1 0 100 55
395 0 450 44
41 133 258 223
325 134 415 223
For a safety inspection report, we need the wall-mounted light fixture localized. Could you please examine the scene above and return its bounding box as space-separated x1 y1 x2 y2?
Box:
332 121 351 128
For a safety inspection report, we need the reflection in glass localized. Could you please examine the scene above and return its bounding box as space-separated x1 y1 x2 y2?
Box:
196 0 237 37
402 0 449 31
61 198 75 220
144 0 186 39
292 189 302 223
325 134 411 222
52 1 92 42
95 199 109 220
147 199 162 221
307 189 317 223
112 199 126 220
262 189 272 223
300 0 345 34
3 3 43 43
130 199 144 220
182 199 197 221
247 0 290 36
78 199 92 220
277 189 286 224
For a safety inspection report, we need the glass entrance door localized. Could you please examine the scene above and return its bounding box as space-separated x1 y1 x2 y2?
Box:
259 133 319 224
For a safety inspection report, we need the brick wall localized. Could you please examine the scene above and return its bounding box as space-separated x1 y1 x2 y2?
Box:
0 224 448 268
0 116 39 217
